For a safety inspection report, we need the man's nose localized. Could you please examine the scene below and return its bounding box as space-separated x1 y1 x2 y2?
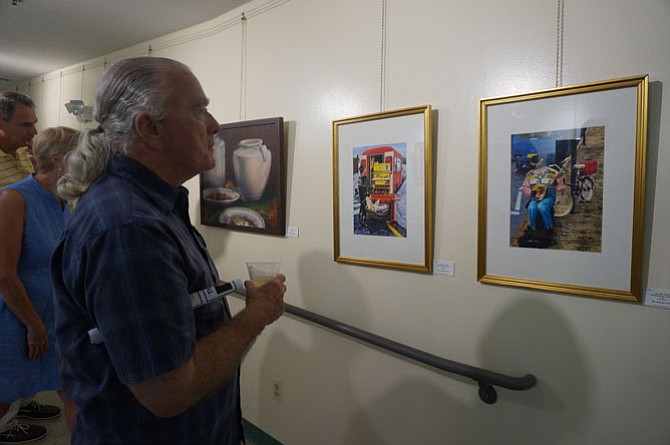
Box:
207 112 220 133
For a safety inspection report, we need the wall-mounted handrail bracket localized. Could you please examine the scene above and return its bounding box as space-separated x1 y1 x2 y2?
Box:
477 381 498 405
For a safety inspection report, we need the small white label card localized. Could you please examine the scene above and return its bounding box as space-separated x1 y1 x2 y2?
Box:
644 288 670 309
286 226 299 238
433 260 455 277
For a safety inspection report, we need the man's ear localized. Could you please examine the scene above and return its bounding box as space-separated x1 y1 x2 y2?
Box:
134 111 163 150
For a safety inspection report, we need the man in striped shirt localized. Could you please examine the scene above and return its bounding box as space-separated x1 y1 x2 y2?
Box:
0 92 38 188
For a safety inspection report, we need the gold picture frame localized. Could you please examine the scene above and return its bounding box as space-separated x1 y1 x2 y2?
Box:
333 105 434 273
478 75 648 301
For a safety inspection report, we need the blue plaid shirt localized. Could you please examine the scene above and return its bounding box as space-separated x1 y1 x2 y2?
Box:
51 153 243 445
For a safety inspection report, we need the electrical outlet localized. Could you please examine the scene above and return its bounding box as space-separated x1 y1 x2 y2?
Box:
272 379 283 402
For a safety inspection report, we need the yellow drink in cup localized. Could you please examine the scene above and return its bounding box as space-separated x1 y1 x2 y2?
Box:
246 262 280 286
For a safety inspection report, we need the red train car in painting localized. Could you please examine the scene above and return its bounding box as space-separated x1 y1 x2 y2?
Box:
359 145 405 223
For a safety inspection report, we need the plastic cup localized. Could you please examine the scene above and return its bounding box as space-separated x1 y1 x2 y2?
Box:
246 262 280 286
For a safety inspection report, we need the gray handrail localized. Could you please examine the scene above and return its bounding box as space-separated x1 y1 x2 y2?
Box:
281 302 536 404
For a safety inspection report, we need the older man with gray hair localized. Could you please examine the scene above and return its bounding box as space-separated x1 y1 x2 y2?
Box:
51 57 286 445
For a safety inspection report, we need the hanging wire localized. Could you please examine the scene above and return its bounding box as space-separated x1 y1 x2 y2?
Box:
40 77 44 127
555 0 565 87
80 66 86 128
80 66 85 100
58 72 63 124
239 12 248 121
379 0 387 112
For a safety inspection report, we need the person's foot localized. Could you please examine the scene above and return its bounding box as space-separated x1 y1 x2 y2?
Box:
0 420 46 444
17 402 61 420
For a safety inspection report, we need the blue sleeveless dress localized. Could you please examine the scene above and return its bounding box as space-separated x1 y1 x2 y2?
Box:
0 175 66 400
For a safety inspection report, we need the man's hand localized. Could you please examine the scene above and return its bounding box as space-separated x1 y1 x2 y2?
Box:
244 274 286 327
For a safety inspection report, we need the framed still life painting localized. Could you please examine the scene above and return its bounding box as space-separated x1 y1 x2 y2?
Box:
200 117 286 236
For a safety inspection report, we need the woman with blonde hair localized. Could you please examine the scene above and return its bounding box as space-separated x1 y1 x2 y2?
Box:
0 126 79 443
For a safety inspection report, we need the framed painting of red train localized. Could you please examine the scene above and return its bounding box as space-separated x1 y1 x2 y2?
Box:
200 117 286 236
478 75 648 301
333 105 433 273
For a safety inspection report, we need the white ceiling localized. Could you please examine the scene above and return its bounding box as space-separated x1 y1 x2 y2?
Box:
0 0 252 90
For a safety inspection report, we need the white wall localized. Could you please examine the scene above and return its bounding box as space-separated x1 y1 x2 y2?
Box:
15 0 670 443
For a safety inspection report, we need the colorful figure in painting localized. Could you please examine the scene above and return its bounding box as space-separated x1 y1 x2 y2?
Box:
519 154 564 248
356 164 370 226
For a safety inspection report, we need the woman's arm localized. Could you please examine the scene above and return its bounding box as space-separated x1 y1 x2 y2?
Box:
0 190 49 359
